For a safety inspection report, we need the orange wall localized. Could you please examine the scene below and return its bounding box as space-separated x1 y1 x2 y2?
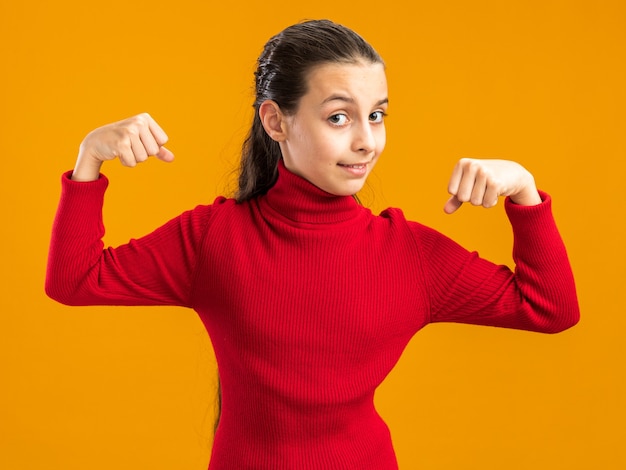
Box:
1 1 624 469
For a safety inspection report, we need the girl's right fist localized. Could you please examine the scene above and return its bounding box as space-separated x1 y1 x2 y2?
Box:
72 113 174 181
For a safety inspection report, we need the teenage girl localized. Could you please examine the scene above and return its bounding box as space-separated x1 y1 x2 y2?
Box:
46 19 579 470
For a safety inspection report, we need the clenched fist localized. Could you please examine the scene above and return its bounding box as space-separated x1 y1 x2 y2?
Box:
72 113 174 181
444 158 542 213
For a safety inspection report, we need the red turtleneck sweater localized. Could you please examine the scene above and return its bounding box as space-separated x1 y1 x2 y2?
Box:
46 161 579 469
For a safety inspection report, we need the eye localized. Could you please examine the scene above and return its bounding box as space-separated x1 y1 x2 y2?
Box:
369 111 386 123
328 114 348 126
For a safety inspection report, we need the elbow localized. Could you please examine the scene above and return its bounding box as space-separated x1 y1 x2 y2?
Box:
45 271 83 306
539 305 580 334
45 278 71 306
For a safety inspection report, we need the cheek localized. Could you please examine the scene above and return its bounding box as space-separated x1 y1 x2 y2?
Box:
287 128 314 162
376 128 387 153
307 129 338 159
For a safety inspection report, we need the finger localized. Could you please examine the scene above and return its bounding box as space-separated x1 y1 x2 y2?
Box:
130 134 149 163
117 141 138 167
470 169 488 206
139 127 161 157
483 183 500 208
146 114 169 147
447 161 464 196
156 146 175 162
455 166 478 203
444 195 463 214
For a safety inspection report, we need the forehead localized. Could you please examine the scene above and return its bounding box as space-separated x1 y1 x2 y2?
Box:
304 61 388 104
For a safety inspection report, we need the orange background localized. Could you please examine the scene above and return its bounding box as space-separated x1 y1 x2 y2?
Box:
1 1 624 469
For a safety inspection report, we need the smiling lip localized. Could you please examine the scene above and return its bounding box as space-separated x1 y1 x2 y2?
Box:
338 162 369 177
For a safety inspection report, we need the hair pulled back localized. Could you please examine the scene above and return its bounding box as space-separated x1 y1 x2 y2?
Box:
235 19 384 202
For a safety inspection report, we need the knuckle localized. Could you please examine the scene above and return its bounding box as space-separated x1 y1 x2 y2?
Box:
128 113 150 129
114 127 136 143
459 157 477 170
468 159 483 172
136 112 153 128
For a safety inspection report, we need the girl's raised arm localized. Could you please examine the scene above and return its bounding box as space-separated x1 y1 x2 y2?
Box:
46 114 207 308
422 157 579 333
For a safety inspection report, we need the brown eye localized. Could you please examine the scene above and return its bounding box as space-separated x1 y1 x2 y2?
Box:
329 114 348 126
369 111 385 123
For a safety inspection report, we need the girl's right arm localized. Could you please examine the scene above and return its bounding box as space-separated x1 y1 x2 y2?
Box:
46 114 209 308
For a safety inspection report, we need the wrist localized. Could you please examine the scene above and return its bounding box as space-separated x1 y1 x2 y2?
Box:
510 184 542 206
71 154 103 182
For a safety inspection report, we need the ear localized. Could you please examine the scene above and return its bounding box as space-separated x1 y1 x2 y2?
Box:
259 100 287 142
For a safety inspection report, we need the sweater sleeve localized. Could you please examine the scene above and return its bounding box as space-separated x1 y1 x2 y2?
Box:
45 171 212 307
414 191 579 333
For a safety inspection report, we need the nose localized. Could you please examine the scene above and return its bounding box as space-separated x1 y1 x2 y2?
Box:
352 120 376 154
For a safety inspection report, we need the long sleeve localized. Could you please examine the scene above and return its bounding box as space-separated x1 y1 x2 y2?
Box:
415 191 579 333
44 162 581 469
45 171 212 307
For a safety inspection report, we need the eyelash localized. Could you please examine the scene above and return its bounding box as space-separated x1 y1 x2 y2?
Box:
328 111 387 126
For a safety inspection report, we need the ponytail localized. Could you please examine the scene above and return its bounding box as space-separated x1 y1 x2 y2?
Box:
235 111 282 203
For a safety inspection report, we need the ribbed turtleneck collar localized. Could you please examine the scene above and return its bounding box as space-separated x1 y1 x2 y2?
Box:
259 160 364 225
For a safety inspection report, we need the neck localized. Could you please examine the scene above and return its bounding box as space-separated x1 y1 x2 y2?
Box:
259 160 366 225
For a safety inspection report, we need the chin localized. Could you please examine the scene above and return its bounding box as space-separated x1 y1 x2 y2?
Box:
329 183 367 197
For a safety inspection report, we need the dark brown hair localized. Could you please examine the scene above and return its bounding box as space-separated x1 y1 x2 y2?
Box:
235 19 384 202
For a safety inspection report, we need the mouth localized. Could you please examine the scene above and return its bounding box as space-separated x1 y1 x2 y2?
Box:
338 163 367 169
337 162 369 176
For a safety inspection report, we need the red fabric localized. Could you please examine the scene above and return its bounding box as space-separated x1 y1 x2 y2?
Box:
46 161 579 469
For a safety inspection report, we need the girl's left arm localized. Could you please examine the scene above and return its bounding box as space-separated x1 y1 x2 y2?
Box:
421 158 579 333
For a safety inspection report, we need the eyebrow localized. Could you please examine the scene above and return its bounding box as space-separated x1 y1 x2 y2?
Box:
321 94 389 107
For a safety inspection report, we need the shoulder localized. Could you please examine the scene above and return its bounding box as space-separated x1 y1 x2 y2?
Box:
375 206 462 255
187 195 261 235
373 206 443 247
377 206 438 236
184 195 238 225
165 195 237 238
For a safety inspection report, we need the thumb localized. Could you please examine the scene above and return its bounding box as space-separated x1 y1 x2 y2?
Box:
155 146 175 162
444 195 463 214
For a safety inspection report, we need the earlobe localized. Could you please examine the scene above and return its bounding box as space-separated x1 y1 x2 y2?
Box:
259 100 287 142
